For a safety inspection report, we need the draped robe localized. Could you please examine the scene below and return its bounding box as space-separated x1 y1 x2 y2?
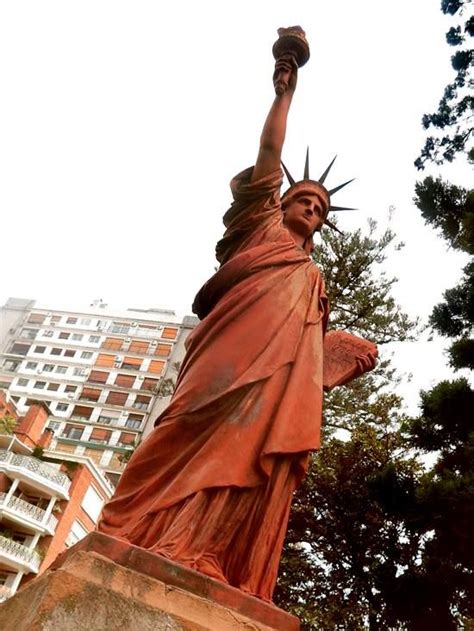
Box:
98 167 330 600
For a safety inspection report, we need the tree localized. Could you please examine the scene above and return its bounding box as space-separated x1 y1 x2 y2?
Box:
274 221 420 629
0 413 16 435
395 168 474 628
415 0 473 169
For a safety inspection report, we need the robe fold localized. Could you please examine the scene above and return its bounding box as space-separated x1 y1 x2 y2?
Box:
98 166 330 600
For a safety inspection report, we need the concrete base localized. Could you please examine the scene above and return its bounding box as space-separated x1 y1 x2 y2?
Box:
0 532 299 631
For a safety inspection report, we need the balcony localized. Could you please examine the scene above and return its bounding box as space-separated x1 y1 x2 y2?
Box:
0 585 13 602
0 450 70 500
0 493 58 535
0 535 41 573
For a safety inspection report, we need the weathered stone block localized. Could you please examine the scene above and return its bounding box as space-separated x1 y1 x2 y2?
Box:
0 532 299 631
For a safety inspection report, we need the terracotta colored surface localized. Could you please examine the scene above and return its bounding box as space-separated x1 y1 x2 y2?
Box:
45 532 298 630
99 166 330 600
0 551 252 630
323 330 378 390
98 28 376 603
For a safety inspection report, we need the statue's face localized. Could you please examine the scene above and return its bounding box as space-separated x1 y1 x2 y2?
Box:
282 192 327 237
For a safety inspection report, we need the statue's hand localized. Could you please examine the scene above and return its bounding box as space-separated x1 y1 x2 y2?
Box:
273 54 298 96
355 350 378 377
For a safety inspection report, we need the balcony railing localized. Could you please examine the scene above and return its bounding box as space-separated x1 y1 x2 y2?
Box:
105 326 164 340
0 493 58 533
0 535 41 572
0 450 71 496
0 585 13 602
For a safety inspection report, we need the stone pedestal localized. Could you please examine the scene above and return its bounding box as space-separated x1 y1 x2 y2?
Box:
0 532 300 630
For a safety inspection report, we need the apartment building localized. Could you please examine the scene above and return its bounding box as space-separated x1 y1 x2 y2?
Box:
0 390 112 602
0 298 198 486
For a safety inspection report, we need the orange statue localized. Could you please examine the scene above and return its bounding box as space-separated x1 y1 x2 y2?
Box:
98 27 377 602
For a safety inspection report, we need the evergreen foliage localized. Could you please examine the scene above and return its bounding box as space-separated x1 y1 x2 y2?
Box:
415 0 473 169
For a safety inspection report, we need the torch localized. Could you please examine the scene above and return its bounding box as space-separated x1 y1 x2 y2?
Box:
272 26 310 95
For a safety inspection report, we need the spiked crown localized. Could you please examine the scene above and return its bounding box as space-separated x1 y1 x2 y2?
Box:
281 149 355 234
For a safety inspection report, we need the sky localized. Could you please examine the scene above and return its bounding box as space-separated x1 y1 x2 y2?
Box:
0 1 471 412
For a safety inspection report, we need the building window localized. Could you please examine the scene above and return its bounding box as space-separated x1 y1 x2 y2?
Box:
55 366 67 374
155 344 172 357
162 327 178 340
72 333 83 341
65 519 88 547
83 447 103 464
27 314 46 324
47 383 60 391
80 387 100 402
81 486 104 523
89 335 100 344
125 418 142 429
63 424 83 440
129 340 149 354
59 332 70 340
17 378 29 387
127 413 144 426
106 391 128 406
51 315 61 323
114 374 135 388
64 350 75 358
34 381 46 389
88 370 108 384
65 385 77 393
56 402 69 412
47 421 62 432
10 343 31 356
132 394 151 410
73 367 87 376
141 378 158 392
51 348 62 356
102 337 122 350
97 415 117 425
72 405 93 419
110 324 130 335
43 330 54 338
81 351 93 359
96 354 115 367
148 360 165 375
4 360 20 372
33 345 46 354
80 318 91 326
121 357 142 371
66 317 78 324
20 328 38 340
43 364 55 372
118 432 136 446
89 428 112 445
25 361 38 370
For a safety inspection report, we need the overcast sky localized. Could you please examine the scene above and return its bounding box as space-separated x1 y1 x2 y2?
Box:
0 1 471 411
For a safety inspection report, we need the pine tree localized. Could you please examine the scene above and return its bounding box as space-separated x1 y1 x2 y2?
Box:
415 0 473 169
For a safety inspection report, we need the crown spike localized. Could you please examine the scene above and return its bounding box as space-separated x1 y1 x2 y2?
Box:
329 205 357 211
328 178 355 196
304 146 310 180
281 161 296 187
324 218 343 234
319 155 337 185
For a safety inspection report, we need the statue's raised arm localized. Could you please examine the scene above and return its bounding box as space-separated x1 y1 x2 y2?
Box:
251 26 309 183
251 54 298 182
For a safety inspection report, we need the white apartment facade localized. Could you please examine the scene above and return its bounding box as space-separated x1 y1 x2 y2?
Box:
0 298 198 486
